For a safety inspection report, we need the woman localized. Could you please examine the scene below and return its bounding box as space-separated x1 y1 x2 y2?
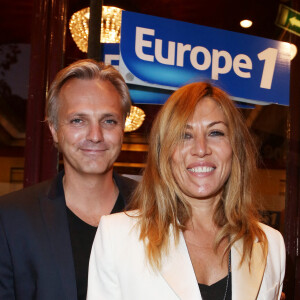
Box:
87 82 285 300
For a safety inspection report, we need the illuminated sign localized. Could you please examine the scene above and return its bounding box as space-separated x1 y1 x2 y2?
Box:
119 11 291 105
276 4 300 37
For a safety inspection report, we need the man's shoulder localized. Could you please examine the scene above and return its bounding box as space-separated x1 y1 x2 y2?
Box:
114 173 138 187
113 173 138 202
0 176 56 210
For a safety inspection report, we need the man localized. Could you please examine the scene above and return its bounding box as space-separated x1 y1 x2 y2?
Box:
0 59 137 300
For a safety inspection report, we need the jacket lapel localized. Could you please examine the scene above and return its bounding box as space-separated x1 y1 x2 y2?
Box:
160 230 202 300
231 238 266 300
113 172 137 206
159 228 267 300
40 173 77 300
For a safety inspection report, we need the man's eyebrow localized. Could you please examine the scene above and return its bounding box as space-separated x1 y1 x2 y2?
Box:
67 112 87 118
67 112 120 118
102 113 117 118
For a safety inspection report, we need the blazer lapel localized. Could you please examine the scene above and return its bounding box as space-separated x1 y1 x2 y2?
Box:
40 174 77 300
113 172 137 206
160 230 202 300
231 238 266 300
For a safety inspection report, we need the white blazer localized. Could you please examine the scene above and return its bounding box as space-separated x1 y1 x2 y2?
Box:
87 212 285 300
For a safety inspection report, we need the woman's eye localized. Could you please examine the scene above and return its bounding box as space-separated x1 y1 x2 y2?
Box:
183 132 192 139
210 130 224 136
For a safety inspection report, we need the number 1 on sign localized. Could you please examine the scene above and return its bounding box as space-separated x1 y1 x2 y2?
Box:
257 48 278 89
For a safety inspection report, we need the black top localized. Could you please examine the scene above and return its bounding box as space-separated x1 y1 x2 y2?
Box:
67 192 126 300
0 170 136 300
198 272 232 300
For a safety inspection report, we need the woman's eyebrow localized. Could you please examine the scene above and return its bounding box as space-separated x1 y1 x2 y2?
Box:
185 121 228 129
207 121 228 128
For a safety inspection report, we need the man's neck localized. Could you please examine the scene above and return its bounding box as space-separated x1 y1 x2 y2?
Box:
62 169 119 226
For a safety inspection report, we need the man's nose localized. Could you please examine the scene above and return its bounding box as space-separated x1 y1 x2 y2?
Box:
86 123 103 142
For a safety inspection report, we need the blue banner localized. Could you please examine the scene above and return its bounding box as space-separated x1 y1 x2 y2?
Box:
102 43 173 104
119 11 291 105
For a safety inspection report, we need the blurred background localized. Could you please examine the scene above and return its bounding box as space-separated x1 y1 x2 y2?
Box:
0 0 299 296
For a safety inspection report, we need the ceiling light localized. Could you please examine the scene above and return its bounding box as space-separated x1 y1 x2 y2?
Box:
125 106 146 132
290 43 297 60
69 6 123 53
240 19 253 28
282 42 298 61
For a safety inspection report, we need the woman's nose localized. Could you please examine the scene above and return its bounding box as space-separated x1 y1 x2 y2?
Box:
191 135 211 157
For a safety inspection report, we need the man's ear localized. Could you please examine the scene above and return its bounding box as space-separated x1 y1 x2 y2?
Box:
48 122 58 144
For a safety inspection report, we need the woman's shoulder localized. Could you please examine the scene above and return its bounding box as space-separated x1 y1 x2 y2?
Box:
258 222 282 237
96 210 143 253
258 222 285 249
102 209 139 221
100 210 140 233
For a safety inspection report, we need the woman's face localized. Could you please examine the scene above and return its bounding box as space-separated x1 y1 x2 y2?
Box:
171 97 233 203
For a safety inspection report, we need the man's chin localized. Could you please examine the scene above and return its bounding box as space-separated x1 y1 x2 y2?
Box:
78 164 114 176
63 158 115 177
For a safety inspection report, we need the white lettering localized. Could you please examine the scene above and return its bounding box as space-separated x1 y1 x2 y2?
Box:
212 50 232 80
177 43 191 67
233 54 252 78
155 39 176 65
133 26 281 90
104 54 120 70
257 48 278 89
135 27 154 62
190 46 211 70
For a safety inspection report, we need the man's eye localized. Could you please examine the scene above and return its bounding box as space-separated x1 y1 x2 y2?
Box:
210 130 224 136
70 118 83 124
104 119 117 125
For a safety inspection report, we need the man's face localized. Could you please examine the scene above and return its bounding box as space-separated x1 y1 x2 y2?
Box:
49 78 124 177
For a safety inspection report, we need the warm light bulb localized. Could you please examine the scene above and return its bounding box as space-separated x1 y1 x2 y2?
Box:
290 44 297 60
240 19 253 28
281 42 298 61
125 106 146 132
69 6 123 53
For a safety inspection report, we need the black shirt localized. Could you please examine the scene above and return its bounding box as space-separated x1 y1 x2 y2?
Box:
198 272 232 300
67 193 125 300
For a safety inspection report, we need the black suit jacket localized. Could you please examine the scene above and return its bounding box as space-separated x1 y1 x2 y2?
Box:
0 171 137 300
